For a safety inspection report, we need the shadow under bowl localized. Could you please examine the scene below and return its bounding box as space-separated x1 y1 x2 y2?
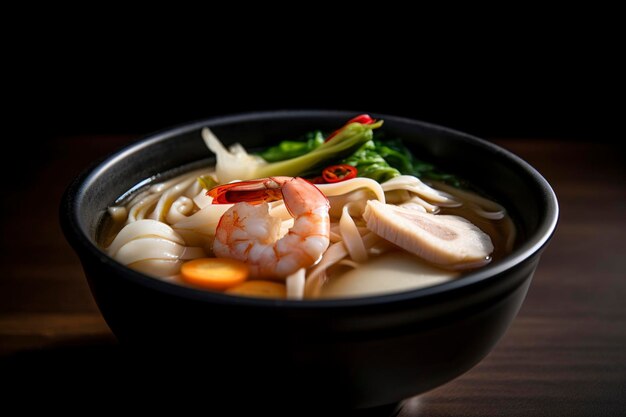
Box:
60 110 558 411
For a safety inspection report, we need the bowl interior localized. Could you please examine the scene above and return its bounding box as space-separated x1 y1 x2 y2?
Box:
69 110 558 303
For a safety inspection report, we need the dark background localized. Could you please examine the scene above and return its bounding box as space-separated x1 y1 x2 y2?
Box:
8 6 619 143
20 31 616 142
39 72 612 141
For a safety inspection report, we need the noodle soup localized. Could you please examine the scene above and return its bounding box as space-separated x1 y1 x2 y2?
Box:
100 115 515 299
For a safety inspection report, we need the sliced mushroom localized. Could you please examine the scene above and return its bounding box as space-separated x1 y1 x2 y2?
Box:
363 200 493 269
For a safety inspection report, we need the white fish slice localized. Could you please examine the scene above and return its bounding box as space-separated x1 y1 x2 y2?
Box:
363 200 493 269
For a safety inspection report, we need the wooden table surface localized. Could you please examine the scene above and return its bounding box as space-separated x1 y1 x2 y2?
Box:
1 136 624 415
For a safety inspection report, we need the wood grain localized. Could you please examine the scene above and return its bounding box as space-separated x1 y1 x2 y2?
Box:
0 136 624 416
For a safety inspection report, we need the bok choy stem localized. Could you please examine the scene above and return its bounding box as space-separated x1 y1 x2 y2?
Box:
253 120 383 178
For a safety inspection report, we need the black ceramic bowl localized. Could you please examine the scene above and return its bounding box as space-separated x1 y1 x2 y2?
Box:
61 111 557 411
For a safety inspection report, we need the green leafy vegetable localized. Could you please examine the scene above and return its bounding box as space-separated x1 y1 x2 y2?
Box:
376 138 462 187
203 119 382 183
258 131 324 162
252 120 383 178
249 119 461 187
340 140 401 183
339 138 461 187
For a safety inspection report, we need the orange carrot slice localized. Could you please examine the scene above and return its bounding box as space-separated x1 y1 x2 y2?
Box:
180 258 249 290
225 280 287 299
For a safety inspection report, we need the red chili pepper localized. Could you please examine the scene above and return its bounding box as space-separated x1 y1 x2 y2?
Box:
325 114 376 143
322 164 358 183
347 114 375 125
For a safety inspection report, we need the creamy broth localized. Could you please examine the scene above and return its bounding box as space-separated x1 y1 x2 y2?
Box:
99 162 516 299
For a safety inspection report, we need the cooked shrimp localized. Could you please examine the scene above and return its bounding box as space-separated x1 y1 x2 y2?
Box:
209 177 330 279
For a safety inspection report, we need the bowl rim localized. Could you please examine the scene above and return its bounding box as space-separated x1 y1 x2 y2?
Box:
62 109 559 309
